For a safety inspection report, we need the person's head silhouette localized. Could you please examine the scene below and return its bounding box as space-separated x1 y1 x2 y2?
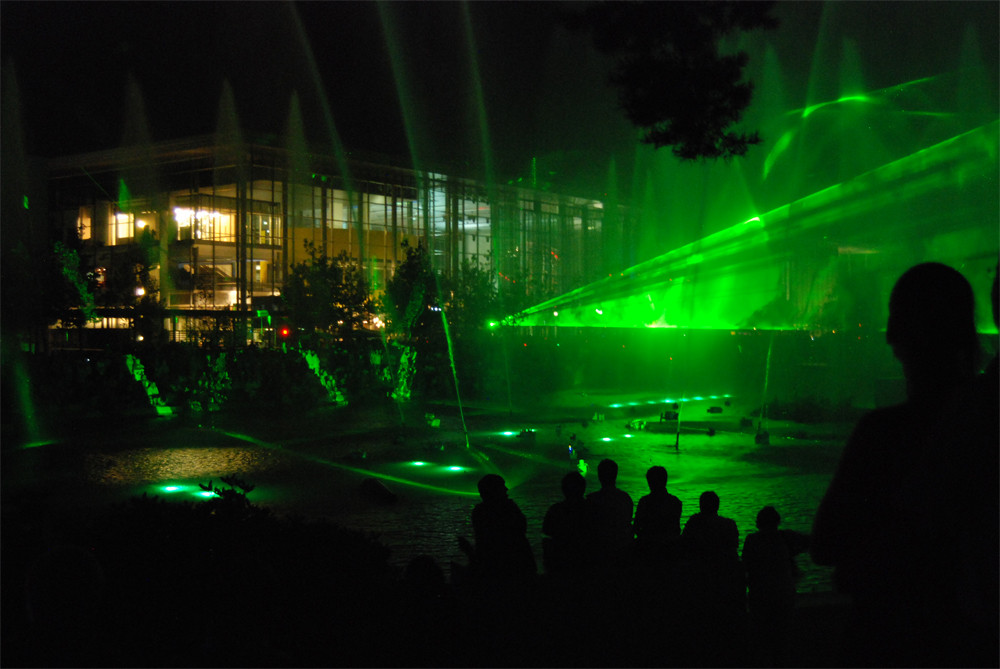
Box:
477 474 508 504
886 262 979 395
560 471 586 500
645 465 668 492
699 490 720 515
756 505 781 532
597 459 619 489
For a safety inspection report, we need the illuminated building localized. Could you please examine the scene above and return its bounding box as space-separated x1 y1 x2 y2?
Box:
46 137 626 345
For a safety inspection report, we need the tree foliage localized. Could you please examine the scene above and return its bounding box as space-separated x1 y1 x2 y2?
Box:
569 1 779 161
381 239 439 340
282 241 373 341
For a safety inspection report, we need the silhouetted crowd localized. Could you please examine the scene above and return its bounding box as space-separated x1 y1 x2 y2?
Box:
453 460 808 667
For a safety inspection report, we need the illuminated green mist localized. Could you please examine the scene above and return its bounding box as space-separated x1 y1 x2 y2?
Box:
512 120 999 332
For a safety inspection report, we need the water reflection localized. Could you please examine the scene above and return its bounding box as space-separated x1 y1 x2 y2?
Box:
85 447 285 485
54 423 838 593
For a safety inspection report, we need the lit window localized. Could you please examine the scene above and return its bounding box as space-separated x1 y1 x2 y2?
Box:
77 206 93 240
115 212 133 242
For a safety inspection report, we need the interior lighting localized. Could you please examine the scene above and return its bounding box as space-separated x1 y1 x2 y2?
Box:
136 220 146 228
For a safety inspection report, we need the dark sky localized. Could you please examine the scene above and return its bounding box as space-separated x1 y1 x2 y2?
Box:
2 2 626 178
3 1 996 194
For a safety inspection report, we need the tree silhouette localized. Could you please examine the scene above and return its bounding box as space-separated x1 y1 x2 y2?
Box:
282 241 373 343
568 1 779 161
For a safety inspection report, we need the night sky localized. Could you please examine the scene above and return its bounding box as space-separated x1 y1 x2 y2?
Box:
2 2 997 195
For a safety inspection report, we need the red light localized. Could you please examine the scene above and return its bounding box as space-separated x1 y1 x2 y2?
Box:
280 327 291 337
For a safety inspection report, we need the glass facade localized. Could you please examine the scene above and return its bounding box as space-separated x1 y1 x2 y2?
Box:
47 137 627 344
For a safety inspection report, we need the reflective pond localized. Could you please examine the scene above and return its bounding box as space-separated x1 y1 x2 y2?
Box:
4 394 844 593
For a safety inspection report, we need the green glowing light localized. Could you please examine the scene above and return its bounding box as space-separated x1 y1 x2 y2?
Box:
447 466 465 472
601 437 612 442
195 491 215 498
501 431 516 436
20 439 58 450
608 403 622 408
409 461 429 467
162 485 182 492
487 320 499 330
800 94 873 119
624 434 633 438
22 195 29 210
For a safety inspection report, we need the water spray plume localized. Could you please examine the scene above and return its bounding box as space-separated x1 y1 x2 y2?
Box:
510 120 998 332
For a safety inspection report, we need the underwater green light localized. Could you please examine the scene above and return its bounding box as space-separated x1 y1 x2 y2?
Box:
409 461 429 467
501 431 516 436
447 466 466 472
601 437 613 442
161 485 183 492
624 434 633 438
195 491 215 498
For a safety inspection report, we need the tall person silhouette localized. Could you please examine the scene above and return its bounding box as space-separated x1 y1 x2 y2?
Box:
811 262 987 667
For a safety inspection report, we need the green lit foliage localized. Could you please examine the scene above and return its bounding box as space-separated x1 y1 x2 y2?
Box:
282 241 373 345
380 240 443 399
442 258 499 333
53 241 99 325
568 1 778 160
381 239 439 340
442 259 506 399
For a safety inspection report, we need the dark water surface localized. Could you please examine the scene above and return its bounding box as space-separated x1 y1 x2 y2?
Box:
3 395 845 593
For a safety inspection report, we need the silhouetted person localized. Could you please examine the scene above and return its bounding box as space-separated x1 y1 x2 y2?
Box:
633 465 682 562
542 471 592 576
742 506 809 667
682 490 739 563
811 262 988 667
468 474 537 584
682 490 744 611
585 459 634 569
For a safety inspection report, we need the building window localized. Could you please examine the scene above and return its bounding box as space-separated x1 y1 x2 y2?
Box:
115 212 133 243
78 206 92 240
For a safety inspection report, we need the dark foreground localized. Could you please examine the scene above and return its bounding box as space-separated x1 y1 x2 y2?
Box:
2 405 854 668
1 483 850 668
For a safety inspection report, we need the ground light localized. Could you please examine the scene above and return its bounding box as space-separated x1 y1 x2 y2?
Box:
212 428 480 497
